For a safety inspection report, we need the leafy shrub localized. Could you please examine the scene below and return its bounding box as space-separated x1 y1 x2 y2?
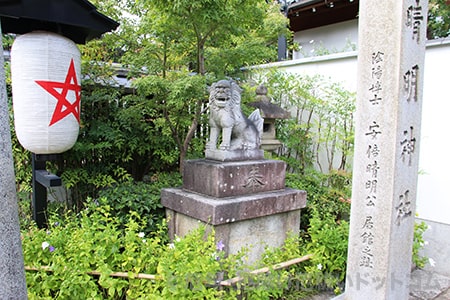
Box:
97 172 182 235
247 69 355 174
259 210 348 297
277 169 351 295
286 169 352 234
22 201 306 299
300 208 349 294
413 220 429 269
23 203 218 299
285 168 427 295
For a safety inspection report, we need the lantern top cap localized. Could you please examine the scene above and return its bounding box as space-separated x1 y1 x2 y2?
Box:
248 84 290 119
248 101 291 119
0 0 119 44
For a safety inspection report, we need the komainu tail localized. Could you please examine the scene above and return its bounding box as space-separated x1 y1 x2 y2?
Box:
248 109 264 144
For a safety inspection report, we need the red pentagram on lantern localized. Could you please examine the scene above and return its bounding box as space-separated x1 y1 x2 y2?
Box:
35 59 81 126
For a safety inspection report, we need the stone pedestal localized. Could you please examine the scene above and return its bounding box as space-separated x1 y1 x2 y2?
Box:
161 158 306 264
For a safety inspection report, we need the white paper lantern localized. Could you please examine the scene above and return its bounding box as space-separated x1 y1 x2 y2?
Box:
11 31 81 154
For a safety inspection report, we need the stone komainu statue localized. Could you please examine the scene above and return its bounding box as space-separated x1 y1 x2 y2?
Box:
206 80 263 151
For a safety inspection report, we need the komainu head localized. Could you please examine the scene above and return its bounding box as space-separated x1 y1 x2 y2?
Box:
209 79 242 111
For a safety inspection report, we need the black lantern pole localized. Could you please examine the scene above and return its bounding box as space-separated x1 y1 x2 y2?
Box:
32 154 62 228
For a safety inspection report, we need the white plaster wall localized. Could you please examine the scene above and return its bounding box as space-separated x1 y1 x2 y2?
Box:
416 40 450 225
260 51 357 90
417 218 450 277
293 20 359 59
252 39 450 226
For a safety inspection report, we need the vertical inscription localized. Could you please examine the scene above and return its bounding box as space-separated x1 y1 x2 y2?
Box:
395 190 412 225
394 1 426 227
365 121 382 139
404 65 419 102
358 50 386 268
369 52 385 105
406 0 425 43
400 126 416 166
360 215 375 268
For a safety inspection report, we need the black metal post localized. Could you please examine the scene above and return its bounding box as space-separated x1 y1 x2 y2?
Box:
277 0 288 61
32 154 47 228
32 153 61 228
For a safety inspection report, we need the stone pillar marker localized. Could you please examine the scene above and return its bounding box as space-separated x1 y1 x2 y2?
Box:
344 0 428 299
0 25 28 299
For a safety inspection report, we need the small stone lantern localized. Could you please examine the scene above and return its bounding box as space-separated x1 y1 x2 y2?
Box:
248 85 290 152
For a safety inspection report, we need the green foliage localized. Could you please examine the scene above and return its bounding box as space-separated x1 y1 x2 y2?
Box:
98 172 182 235
23 203 165 299
286 169 351 232
283 170 351 295
260 213 349 297
300 209 349 294
22 202 309 299
285 170 428 295
6 60 32 194
53 74 198 207
132 71 209 168
277 119 315 173
202 1 290 77
260 215 348 297
2 34 15 50
428 0 450 39
155 228 228 299
142 0 288 76
260 234 316 299
248 69 355 174
8 61 34 227
115 0 288 168
413 220 429 269
8 0 290 210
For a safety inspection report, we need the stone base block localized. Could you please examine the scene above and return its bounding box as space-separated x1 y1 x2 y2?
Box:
183 159 286 198
161 187 306 225
166 209 301 265
205 149 264 161
162 187 306 264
